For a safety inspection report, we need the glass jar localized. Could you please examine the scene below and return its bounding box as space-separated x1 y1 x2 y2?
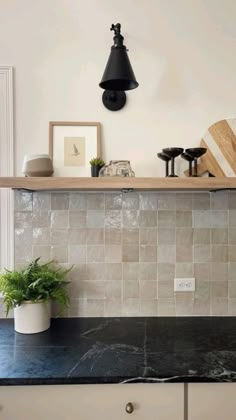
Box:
99 160 135 177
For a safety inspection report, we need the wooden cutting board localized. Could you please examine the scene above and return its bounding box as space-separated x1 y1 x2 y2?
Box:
185 118 236 177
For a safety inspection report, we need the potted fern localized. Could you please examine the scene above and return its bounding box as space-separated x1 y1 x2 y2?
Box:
0 258 70 334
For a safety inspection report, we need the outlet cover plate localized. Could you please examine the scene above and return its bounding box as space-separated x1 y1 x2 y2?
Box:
174 278 195 292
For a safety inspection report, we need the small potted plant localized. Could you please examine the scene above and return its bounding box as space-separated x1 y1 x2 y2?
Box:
89 157 105 177
0 258 71 334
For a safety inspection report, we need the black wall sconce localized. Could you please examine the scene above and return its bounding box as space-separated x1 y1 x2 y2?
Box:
99 23 139 111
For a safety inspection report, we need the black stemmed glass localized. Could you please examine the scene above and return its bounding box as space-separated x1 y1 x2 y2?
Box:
162 148 184 177
157 153 171 177
185 148 207 177
181 152 194 176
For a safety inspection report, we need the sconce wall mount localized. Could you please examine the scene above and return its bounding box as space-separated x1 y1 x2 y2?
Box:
99 23 138 111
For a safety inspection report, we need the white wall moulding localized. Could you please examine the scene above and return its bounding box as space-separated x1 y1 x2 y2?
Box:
0 66 14 270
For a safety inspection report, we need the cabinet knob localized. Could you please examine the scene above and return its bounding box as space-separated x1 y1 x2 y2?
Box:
125 402 134 414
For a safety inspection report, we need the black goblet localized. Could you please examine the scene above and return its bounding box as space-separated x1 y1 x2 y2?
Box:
185 148 207 177
162 148 184 177
181 152 194 176
157 153 171 177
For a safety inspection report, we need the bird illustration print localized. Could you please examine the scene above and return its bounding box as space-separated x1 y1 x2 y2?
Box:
72 144 80 156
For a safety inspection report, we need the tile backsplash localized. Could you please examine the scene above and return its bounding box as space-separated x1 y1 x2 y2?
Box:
5 190 236 317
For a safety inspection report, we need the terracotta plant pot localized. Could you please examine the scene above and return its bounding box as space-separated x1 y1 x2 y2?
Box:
14 300 51 334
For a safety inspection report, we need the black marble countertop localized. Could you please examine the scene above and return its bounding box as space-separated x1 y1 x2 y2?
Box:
1 317 236 385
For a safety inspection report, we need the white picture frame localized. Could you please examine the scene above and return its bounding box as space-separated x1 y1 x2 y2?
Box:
49 121 101 177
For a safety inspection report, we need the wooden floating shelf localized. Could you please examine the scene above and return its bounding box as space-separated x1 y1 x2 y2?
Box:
0 177 236 191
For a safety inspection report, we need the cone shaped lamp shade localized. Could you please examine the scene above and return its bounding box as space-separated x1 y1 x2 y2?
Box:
99 47 139 91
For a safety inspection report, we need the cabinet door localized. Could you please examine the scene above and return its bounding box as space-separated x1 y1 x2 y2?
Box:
0 383 184 420
188 383 236 420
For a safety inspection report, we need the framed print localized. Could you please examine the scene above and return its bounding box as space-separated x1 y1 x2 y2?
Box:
49 122 101 177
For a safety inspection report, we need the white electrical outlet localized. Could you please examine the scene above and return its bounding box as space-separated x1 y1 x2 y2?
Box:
174 278 195 292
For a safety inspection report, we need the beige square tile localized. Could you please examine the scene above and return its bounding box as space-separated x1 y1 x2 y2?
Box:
32 228 50 245
140 280 157 299
175 296 194 316
69 193 87 210
193 228 210 244
84 299 104 317
15 245 32 264
123 279 139 299
51 210 69 228
157 193 176 210
87 211 105 228
104 300 122 316
68 228 87 245
33 192 50 211
87 193 104 210
15 191 33 211
32 211 51 228
211 281 228 298
140 300 158 316
15 212 33 228
105 193 122 210
140 245 157 262
51 228 69 245
32 246 51 263
211 228 228 244
193 211 210 228
158 280 174 298
229 210 236 227
158 245 175 263
211 191 228 210
139 193 157 210
211 245 228 262
123 263 139 280
139 210 157 227
82 281 106 299
229 193 236 209
105 228 121 245
105 245 122 262
157 298 176 316
69 211 86 228
105 281 121 299
86 228 104 245
228 299 236 315
176 193 192 210
105 263 122 280
69 245 86 264
193 298 210 316
210 263 228 281
122 299 140 316
15 228 32 247
122 192 139 209
176 211 192 227
123 228 139 244
67 299 79 317
194 263 210 281
193 193 210 210
105 210 122 228
211 298 228 315
195 280 210 299
193 245 210 263
158 211 176 227
122 245 139 262
123 210 140 227
176 228 193 245
87 246 105 263
158 263 175 281
140 228 157 245
51 193 69 210
176 245 193 262
229 246 236 262
175 263 193 278
229 281 236 298
67 264 87 281
51 246 68 263
86 263 105 280
139 263 157 280
228 263 236 281
158 228 175 245
211 211 228 228
229 229 236 245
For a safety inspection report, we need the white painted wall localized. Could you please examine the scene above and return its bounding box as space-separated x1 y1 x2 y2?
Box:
1 0 236 176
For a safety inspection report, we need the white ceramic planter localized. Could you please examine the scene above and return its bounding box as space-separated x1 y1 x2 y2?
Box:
14 301 51 334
